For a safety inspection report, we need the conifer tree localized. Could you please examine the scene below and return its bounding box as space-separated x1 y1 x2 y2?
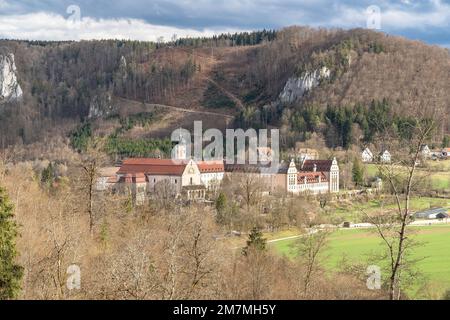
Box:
242 227 267 256
0 186 23 299
352 158 364 187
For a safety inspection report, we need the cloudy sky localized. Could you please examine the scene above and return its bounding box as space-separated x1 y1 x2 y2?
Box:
0 0 449 47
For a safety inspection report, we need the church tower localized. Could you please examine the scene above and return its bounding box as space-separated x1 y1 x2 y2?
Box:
172 135 188 160
329 157 339 193
287 159 298 192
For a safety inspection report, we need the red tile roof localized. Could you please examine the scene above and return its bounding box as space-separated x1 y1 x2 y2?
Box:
297 172 328 184
197 161 225 173
122 158 189 165
118 158 188 176
117 158 225 176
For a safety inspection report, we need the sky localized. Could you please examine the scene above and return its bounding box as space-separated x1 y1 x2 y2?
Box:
0 0 449 48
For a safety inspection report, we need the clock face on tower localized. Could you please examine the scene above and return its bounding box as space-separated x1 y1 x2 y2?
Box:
189 167 195 174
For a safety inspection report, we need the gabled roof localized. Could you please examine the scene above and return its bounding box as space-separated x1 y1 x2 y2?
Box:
117 158 188 176
117 158 226 176
362 148 373 155
121 158 189 165
302 160 333 172
224 161 288 174
197 161 225 173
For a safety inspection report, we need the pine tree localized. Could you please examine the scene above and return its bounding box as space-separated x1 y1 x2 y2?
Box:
242 227 267 256
41 162 55 187
0 186 23 299
215 192 227 225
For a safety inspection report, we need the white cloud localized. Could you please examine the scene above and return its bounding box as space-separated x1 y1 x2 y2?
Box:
0 12 244 41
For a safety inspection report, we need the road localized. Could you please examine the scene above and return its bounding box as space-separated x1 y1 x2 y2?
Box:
230 220 450 250
117 97 235 120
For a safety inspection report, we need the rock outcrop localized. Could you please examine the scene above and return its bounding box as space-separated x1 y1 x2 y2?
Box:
279 67 330 104
0 53 23 102
88 92 115 119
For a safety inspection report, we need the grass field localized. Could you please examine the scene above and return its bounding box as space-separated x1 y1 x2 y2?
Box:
427 160 450 171
272 225 450 299
364 161 450 191
329 196 449 223
430 173 450 190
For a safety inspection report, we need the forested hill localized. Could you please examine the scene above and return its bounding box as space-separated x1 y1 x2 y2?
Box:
0 27 449 149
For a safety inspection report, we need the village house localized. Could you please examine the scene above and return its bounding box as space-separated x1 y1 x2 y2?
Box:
361 148 374 163
380 150 391 163
298 158 340 193
96 166 120 191
102 141 340 204
420 145 431 158
114 158 224 202
224 157 340 195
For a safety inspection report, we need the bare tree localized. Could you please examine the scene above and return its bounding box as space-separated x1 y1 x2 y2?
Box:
292 229 329 296
76 138 107 233
367 99 439 300
234 172 265 211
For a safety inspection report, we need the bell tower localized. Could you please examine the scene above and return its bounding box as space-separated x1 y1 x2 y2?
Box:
287 159 298 192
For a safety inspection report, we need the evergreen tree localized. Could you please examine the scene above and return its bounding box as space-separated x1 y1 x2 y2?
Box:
242 227 267 256
215 192 227 225
443 135 450 148
352 158 364 187
41 162 55 187
0 187 23 299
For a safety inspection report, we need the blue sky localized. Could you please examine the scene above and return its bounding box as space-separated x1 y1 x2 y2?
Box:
0 0 449 47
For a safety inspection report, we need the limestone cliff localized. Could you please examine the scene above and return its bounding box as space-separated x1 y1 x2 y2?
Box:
88 92 115 119
0 53 23 102
279 67 330 104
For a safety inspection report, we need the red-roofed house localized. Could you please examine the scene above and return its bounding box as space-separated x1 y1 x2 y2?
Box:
197 161 225 190
223 158 340 195
114 158 225 203
300 157 340 193
285 159 336 194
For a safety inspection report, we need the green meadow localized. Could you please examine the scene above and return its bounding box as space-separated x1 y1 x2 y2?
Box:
272 225 450 299
329 196 449 223
364 162 450 191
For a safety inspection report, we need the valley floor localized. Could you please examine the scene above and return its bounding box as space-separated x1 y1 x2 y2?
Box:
272 225 450 300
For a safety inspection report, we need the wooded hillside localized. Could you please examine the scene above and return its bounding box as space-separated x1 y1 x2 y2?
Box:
0 27 449 150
